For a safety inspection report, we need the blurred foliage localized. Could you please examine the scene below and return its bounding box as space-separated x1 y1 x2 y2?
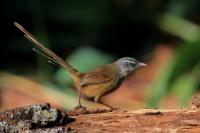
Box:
159 14 200 42
148 41 200 107
1 0 200 109
148 13 200 107
146 0 200 107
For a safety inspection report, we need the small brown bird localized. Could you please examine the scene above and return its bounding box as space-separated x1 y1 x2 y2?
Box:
14 22 146 110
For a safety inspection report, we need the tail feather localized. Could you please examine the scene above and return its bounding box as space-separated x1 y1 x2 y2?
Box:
14 22 81 79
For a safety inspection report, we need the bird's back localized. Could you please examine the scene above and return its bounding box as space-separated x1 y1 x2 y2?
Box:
80 64 122 99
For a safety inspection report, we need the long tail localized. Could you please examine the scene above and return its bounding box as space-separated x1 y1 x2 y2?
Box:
14 22 82 80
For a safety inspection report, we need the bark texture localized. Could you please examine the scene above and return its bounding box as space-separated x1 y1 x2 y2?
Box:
0 103 74 133
1 102 200 132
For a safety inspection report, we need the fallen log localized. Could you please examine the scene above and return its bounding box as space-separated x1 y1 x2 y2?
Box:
0 99 200 132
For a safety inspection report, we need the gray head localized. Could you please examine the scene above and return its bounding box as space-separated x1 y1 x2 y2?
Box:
114 57 146 77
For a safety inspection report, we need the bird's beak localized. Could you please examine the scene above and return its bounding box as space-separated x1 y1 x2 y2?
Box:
139 62 146 67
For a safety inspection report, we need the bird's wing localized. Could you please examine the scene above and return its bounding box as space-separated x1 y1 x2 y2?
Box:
80 65 116 86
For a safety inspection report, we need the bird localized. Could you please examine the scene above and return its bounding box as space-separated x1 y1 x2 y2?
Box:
14 22 146 111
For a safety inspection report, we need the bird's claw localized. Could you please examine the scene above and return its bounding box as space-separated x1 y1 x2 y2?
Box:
74 105 87 111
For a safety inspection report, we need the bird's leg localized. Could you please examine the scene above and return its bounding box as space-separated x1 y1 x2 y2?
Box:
99 101 118 112
78 87 82 107
74 87 86 110
95 96 118 112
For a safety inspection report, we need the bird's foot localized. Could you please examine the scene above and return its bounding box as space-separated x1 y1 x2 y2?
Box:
66 106 87 116
74 105 87 111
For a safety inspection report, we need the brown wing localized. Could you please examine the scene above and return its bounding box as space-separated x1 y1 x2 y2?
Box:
80 65 116 86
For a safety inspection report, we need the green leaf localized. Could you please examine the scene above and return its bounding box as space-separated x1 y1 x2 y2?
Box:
171 74 198 106
147 42 200 107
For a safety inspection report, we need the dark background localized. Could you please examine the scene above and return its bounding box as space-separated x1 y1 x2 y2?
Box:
0 0 200 109
1 0 175 70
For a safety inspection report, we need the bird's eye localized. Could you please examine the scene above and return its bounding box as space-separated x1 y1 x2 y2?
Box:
129 62 136 67
125 62 131 67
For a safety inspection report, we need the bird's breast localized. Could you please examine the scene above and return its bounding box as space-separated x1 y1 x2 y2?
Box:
103 77 124 96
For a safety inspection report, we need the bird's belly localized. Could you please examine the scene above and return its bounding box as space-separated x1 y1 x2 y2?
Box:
81 83 111 98
102 78 123 96
81 85 100 98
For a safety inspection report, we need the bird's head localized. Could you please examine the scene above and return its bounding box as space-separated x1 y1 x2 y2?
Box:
114 57 146 77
